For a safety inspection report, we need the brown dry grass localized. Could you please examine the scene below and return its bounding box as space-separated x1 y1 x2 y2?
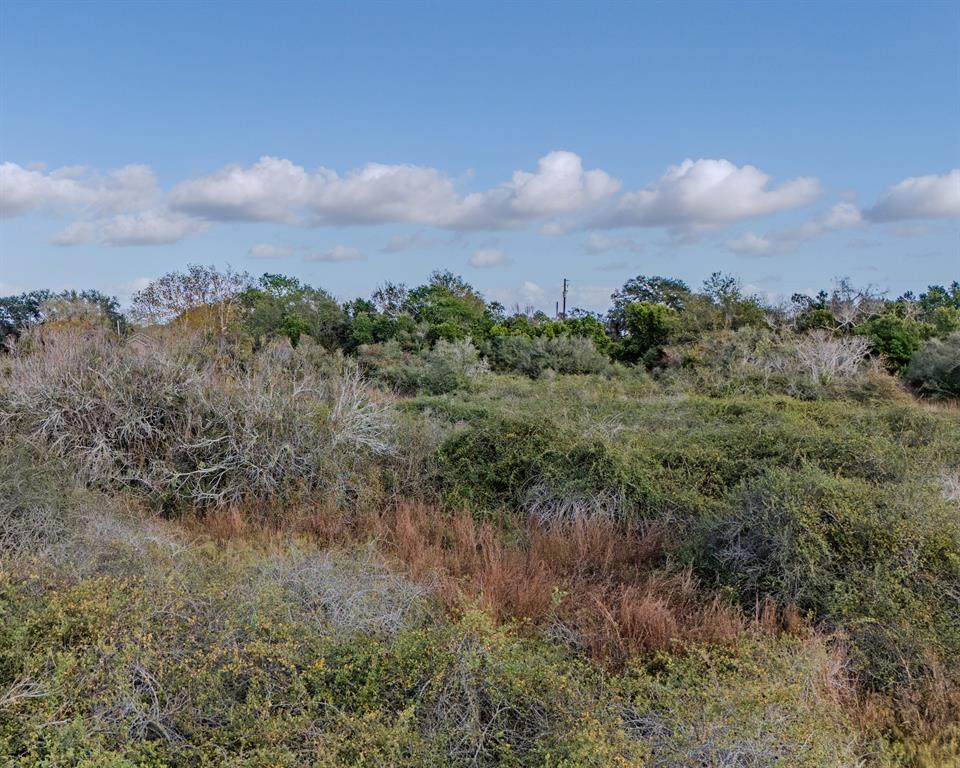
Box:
328 502 800 661
190 500 801 664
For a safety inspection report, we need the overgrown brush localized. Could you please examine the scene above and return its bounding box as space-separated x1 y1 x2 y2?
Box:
0 328 396 511
706 465 960 733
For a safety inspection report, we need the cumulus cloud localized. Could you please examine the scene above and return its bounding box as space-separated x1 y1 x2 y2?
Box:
582 233 644 254
0 161 158 218
468 248 509 268
170 156 311 223
4 153 861 251
497 151 621 217
726 202 862 257
305 245 365 262
248 243 294 259
167 151 619 230
52 210 207 246
864 169 960 222
599 158 820 231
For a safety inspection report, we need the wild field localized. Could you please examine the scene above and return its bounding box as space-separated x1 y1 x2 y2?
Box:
1 269 958 767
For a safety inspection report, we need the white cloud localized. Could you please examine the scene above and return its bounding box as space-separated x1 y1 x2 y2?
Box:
382 230 436 253
820 201 863 229
170 156 311 223
52 209 207 246
468 248 509 268
599 158 820 230
725 202 863 257
0 282 22 295
307 162 459 226
582 233 644 254
305 244 365 262
3 153 844 251
865 169 960 222
0 162 92 217
248 243 294 259
0 161 158 218
498 151 621 218
167 151 619 231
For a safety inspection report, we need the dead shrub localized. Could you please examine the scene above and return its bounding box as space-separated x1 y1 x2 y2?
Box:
0 328 396 511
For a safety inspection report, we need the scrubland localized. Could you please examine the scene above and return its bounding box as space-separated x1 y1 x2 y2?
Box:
1 271 958 766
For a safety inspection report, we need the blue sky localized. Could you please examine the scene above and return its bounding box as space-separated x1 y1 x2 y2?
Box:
1 0 958 312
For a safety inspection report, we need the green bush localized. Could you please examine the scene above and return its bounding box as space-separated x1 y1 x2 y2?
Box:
489 335 609 378
706 466 960 698
857 315 927 372
358 339 487 395
618 301 678 364
619 638 859 768
906 333 960 397
435 414 631 514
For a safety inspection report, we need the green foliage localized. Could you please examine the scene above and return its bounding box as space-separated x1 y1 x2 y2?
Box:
435 414 629 513
5 267 960 764
917 281 960 318
489 335 609 378
607 275 691 336
618 301 678 364
0 493 866 768
0 289 125 341
906 332 960 396
358 339 487 395
796 306 838 332
706 466 960 700
697 271 768 332
240 273 348 349
857 314 927 372
619 639 859 768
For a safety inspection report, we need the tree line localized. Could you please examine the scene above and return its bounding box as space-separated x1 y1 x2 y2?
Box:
2 266 958 392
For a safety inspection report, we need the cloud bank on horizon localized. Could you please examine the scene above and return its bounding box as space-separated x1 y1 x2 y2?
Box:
2 153 957 260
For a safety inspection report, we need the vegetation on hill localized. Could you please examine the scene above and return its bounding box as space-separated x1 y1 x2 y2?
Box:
1 268 958 767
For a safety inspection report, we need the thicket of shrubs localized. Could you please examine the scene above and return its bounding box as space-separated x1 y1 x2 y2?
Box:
1 446 867 767
1 267 958 766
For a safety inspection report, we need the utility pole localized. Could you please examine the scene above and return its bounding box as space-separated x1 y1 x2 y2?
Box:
561 278 569 319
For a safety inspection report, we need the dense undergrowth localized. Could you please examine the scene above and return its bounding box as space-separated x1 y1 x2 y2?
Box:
1 271 959 766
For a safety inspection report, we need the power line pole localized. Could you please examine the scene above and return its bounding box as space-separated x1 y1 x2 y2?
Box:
561 278 569 319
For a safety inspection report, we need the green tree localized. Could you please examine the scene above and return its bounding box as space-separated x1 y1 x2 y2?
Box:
607 275 690 336
240 273 347 349
856 314 927 372
1 289 124 342
618 301 678 363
